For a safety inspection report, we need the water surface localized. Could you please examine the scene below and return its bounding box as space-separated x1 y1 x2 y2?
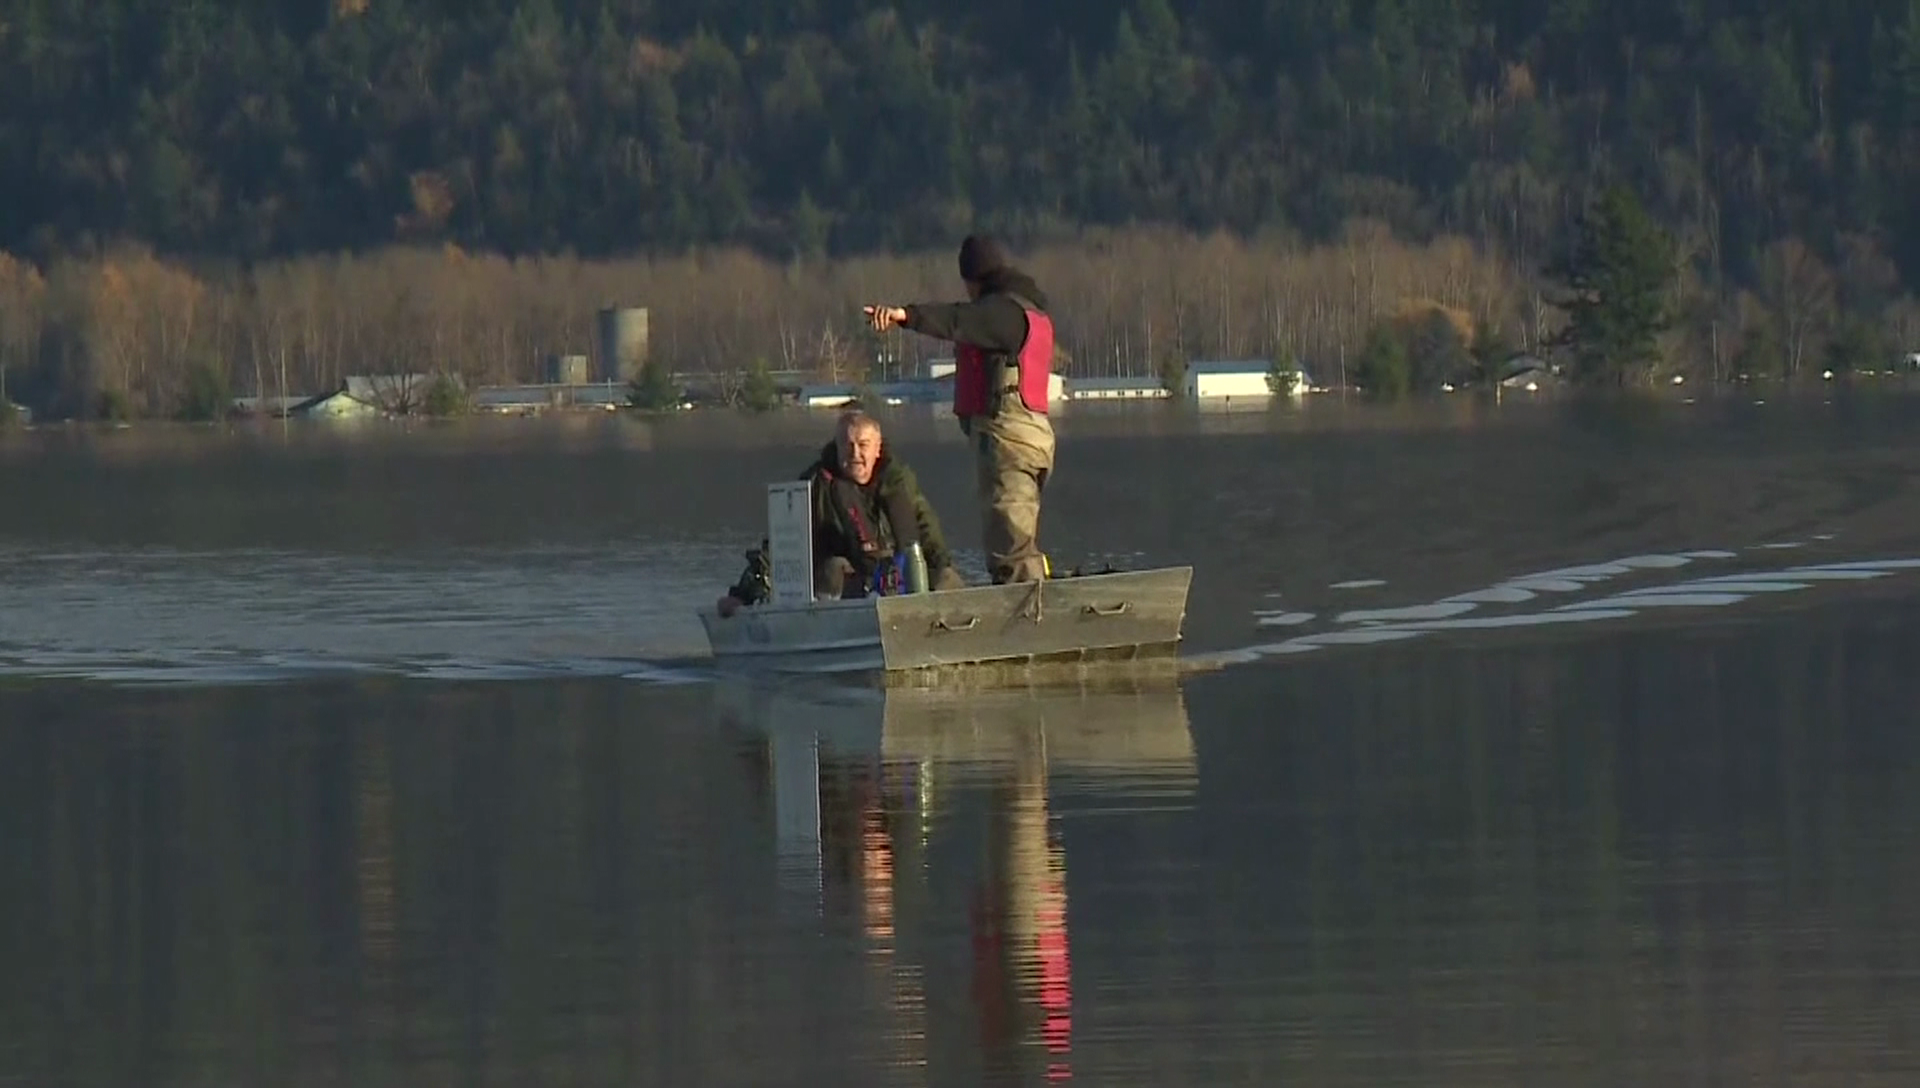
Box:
4 392 1920 1084
6 392 1920 678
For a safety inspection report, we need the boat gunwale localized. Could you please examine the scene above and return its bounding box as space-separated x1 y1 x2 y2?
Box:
700 565 1193 670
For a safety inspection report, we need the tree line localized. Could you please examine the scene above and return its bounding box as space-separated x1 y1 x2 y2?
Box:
5 0 1920 418
0 227 1534 419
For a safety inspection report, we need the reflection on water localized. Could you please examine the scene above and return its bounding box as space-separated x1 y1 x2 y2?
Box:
6 601 1920 1082
714 678 1195 1083
9 398 1920 1085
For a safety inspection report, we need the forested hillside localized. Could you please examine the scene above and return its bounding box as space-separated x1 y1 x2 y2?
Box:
1 0 1916 418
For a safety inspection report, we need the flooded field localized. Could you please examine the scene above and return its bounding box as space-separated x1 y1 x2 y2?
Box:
4 391 1919 1083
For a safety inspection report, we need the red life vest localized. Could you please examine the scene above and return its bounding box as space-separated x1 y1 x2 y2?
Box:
953 296 1053 418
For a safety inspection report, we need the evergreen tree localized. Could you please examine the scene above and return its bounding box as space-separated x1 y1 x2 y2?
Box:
1546 185 1677 385
1824 314 1893 374
741 358 780 411
0 0 1912 309
627 360 681 410
1355 322 1411 398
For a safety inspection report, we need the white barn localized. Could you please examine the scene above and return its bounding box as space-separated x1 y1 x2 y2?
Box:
1182 360 1273 399
1181 359 1320 399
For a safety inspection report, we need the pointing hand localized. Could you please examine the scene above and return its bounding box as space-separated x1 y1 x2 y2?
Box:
863 305 906 332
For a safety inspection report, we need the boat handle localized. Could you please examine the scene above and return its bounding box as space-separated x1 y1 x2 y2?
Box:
932 616 980 632
1083 602 1132 617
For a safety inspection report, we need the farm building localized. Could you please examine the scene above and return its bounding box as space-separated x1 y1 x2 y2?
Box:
1496 355 1559 392
798 384 867 408
291 373 453 418
229 394 311 418
1182 360 1275 400
797 381 933 408
1180 359 1320 399
1066 375 1169 399
471 382 633 413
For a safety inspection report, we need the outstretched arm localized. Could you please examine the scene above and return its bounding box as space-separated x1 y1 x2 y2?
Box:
867 296 1029 352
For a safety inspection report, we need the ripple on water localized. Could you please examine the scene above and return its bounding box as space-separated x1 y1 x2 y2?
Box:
7 538 1920 687
0 542 733 685
1226 546 1920 668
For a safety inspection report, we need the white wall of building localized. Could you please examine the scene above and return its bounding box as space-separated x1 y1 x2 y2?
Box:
1185 369 1271 399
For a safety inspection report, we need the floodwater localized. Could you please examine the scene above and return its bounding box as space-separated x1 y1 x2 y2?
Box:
5 391 1920 1084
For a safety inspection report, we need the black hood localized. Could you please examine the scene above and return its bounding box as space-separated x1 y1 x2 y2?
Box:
977 266 1049 310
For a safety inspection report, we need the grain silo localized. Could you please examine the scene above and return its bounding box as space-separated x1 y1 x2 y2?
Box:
596 307 649 383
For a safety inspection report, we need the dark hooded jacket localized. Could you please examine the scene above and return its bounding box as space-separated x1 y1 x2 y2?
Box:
899 266 1051 374
899 264 1051 427
727 440 955 605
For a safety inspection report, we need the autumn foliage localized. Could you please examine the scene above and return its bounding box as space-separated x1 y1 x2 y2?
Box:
0 225 1545 419
1 219 1913 421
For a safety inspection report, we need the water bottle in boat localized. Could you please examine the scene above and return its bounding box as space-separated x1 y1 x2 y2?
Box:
906 541 930 593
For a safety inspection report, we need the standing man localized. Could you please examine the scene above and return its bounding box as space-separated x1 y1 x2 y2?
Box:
864 235 1056 584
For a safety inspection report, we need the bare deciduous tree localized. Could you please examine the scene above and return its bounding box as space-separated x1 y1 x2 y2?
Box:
0 254 46 403
1759 238 1835 378
3 221 1902 416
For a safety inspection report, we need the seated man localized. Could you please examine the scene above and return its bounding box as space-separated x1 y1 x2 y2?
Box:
716 410 966 616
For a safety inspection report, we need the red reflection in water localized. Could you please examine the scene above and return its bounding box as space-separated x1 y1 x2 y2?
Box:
1037 867 1072 1080
970 845 1073 1080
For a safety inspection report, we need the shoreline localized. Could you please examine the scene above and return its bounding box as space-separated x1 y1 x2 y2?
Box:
6 377 1920 453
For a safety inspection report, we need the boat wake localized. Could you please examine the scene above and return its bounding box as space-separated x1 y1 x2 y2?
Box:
5 537 1919 688
0 647 719 687
0 543 732 687
1200 539 1920 670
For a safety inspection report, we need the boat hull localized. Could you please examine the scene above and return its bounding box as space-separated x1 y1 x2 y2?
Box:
700 595 886 672
700 566 1193 674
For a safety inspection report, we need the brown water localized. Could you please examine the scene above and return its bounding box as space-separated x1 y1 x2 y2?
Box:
4 392 1920 1084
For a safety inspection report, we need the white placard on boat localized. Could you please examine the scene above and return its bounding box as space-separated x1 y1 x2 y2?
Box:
767 480 815 606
